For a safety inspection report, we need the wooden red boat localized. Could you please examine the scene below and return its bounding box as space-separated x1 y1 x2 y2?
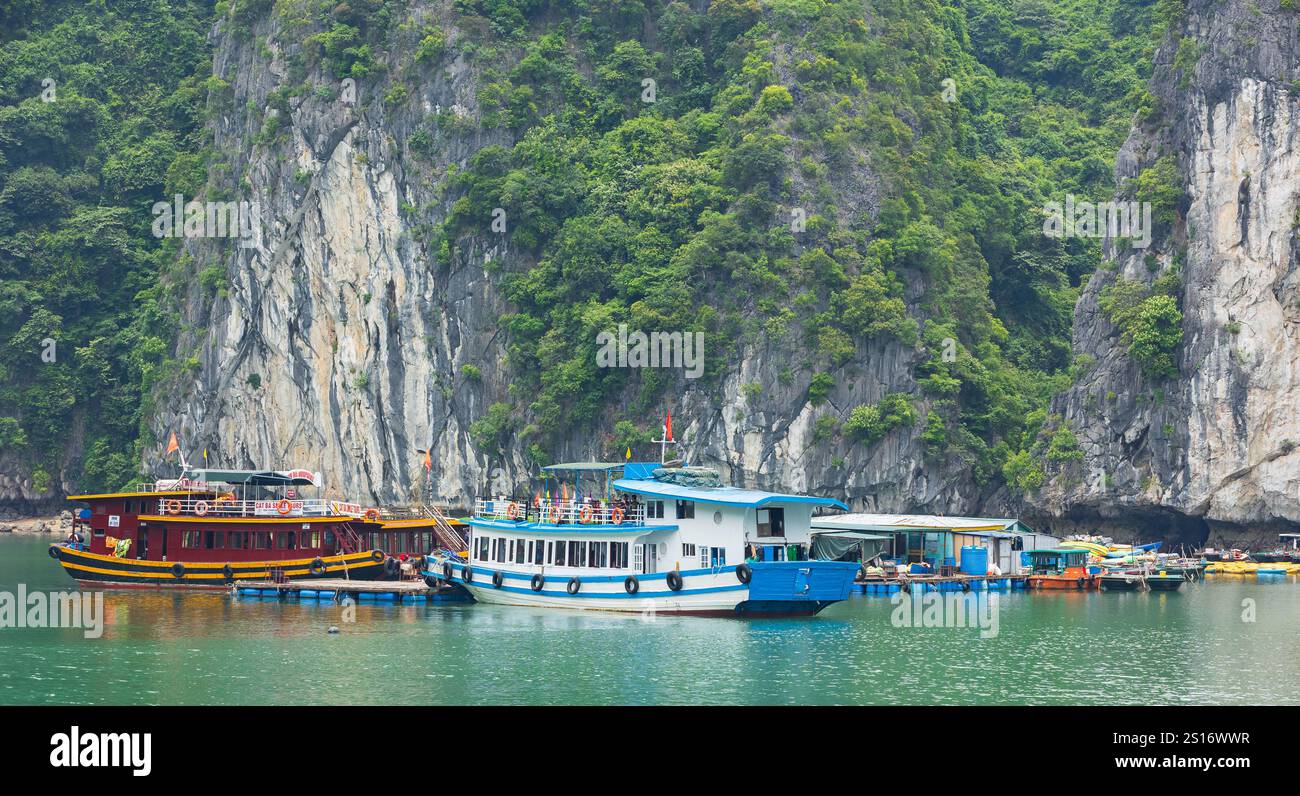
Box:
1024 549 1100 590
50 468 467 590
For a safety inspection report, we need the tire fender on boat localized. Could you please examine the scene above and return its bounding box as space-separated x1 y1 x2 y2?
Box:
492 570 504 589
531 574 545 592
624 576 639 595
222 564 235 581
961 580 971 592
442 561 454 580
48 545 60 560
666 570 683 592
567 576 581 595
384 557 400 576
171 562 185 579
309 558 327 576
462 566 474 584
1076 577 1086 590
371 549 386 563
736 563 752 584
425 575 441 589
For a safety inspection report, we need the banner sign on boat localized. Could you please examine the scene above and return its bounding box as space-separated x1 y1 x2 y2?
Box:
254 500 303 516
329 501 361 516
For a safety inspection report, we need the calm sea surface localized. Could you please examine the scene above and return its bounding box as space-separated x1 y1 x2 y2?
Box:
2 535 1296 705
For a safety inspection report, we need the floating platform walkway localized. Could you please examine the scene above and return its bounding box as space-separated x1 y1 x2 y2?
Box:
234 578 469 603
856 574 1030 595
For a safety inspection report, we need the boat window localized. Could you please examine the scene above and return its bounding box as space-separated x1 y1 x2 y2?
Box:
533 540 544 565
589 541 607 568
700 547 710 568
569 540 586 567
545 541 553 564
204 531 216 549
255 532 271 550
182 531 200 548
212 532 226 550
711 547 726 567
496 538 507 563
756 508 785 538
646 501 664 519
682 542 696 558
675 500 695 520
515 540 527 564
554 540 567 566
611 542 628 569
477 536 490 561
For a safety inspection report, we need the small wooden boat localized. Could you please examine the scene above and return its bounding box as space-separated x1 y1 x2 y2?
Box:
1100 572 1142 591
1025 549 1100 590
1144 572 1185 591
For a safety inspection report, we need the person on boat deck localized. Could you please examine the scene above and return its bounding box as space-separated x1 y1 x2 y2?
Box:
745 544 760 564
64 528 83 546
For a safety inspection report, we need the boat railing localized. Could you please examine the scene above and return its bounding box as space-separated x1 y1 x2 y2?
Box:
152 495 366 519
131 478 214 493
474 497 645 526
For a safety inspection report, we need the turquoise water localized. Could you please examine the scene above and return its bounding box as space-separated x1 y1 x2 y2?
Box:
1 534 1297 705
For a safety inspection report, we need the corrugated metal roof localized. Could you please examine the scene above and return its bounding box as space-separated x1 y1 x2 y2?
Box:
809 514 1027 533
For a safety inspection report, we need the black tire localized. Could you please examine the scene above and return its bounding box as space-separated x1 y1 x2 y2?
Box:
961 580 971 593
425 575 440 589
171 562 185 579
666 571 683 592
462 566 473 584
222 564 235 581
384 556 400 576
1076 578 1086 590
309 558 327 576
567 577 581 595
371 549 385 563
492 570 504 589
901 581 911 593
48 546 59 560
442 561 454 580
531 574 545 592
624 576 639 595
736 563 752 584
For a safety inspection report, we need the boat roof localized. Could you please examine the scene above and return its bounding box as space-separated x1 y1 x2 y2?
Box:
67 489 209 501
541 462 627 472
185 468 319 486
611 477 848 510
1027 548 1085 555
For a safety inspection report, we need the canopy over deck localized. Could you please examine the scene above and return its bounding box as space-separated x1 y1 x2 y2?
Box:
183 468 320 486
809 513 1037 534
611 477 848 510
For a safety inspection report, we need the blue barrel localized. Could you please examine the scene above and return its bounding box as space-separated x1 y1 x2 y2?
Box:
960 546 989 576
298 590 318 599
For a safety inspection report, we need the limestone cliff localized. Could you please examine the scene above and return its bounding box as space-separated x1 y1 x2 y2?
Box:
1037 0 1300 545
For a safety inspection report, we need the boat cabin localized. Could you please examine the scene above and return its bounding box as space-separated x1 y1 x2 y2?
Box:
1025 549 1090 575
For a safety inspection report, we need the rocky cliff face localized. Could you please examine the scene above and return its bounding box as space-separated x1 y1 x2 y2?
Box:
1038 0 1300 545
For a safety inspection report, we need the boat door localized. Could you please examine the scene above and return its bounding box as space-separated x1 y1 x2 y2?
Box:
642 543 657 574
136 526 149 560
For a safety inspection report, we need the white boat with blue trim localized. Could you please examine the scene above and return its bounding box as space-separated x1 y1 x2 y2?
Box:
425 461 860 616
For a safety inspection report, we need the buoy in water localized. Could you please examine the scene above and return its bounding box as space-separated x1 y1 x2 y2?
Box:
327 626 340 634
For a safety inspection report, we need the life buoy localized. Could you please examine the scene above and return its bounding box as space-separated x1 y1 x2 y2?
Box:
171 562 185 579
462 566 474 583
48 546 59 560
164 499 182 515
194 500 209 516
364 508 380 521
611 507 625 524
276 499 292 516
442 561 454 580
507 502 521 520
566 577 581 595
736 564 752 584
624 576 639 595
666 570 683 591
371 550 385 563
492 570 504 589
531 574 545 592
580 504 594 523
222 564 235 581
309 558 327 576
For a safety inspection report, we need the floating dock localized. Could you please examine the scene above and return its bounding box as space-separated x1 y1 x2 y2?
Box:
234 578 469 603
856 574 1030 595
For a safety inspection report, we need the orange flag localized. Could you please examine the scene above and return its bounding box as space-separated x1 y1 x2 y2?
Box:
423 450 432 471
665 410 673 442
165 432 180 456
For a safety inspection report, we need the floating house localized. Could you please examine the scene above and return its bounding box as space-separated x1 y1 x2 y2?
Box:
809 514 1058 574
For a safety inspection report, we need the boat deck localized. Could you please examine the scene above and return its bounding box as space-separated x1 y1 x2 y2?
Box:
855 574 1030 594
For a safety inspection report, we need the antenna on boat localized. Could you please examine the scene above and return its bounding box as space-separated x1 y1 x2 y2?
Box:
651 410 678 465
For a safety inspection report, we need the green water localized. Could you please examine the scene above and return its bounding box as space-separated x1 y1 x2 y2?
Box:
2 535 1297 705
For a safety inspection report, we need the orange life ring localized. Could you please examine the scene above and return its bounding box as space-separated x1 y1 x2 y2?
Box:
164 499 182 516
580 504 594 523
611 507 625 524
194 500 209 517
507 502 521 519
364 508 380 521
276 499 292 516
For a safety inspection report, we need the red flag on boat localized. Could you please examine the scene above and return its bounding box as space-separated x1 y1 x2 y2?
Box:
165 432 180 457
664 411 673 442
423 449 432 471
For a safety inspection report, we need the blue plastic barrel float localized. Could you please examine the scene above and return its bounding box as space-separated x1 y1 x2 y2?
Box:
298 589 318 599
960 546 989 576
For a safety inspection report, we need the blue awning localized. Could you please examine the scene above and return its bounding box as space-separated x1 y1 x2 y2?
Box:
611 478 848 510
